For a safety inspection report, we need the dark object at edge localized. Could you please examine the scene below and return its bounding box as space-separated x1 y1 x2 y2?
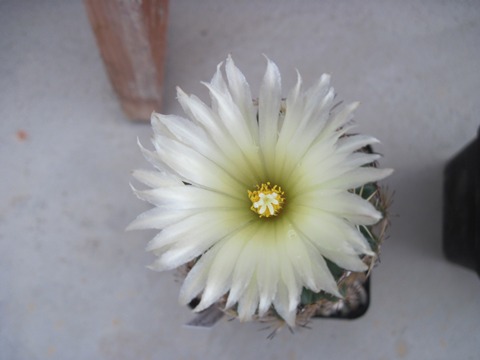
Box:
443 127 480 277
313 276 370 320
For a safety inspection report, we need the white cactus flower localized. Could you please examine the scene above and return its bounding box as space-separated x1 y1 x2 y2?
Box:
129 56 392 327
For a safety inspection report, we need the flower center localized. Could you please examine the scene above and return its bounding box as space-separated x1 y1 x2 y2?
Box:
248 182 285 218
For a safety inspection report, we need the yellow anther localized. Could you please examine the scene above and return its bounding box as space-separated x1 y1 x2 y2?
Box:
248 182 285 218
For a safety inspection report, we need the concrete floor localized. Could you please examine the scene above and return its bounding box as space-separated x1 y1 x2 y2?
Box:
1 0 480 359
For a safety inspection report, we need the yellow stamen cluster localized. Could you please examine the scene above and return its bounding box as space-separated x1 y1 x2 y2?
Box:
248 182 285 218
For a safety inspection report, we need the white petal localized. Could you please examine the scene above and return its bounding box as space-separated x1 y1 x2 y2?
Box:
258 57 281 174
294 153 383 192
195 224 257 312
131 169 183 188
203 82 256 153
151 112 175 139
277 248 301 312
176 87 231 149
282 133 338 189
278 82 335 177
318 102 359 141
289 208 371 272
176 87 263 181
272 281 296 327
302 240 342 297
256 239 280 316
295 191 382 225
152 113 209 148
126 207 196 230
338 152 382 170
289 206 372 255
237 277 259 322
280 222 340 298
336 134 380 154
154 112 256 186
209 61 229 114
152 134 245 194
137 139 169 173
225 224 265 308
307 151 380 175
295 75 333 143
324 167 394 190
279 220 321 292
225 55 258 140
132 185 244 209
178 244 222 305
275 70 303 158
152 239 220 272
317 249 368 272
146 209 250 253
288 152 345 189
292 90 334 150
304 73 331 111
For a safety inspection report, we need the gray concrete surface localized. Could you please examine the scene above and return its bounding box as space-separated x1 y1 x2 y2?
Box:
1 0 480 359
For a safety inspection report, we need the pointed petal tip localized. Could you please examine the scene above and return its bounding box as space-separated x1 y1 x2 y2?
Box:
258 300 272 318
150 112 166 128
347 101 360 112
363 248 376 257
305 280 320 294
371 211 383 223
294 68 302 82
125 221 136 231
150 111 160 124
284 314 297 328
225 286 244 309
316 281 343 300
178 292 191 307
145 239 161 252
320 73 331 85
288 300 299 313
126 211 161 232
237 313 253 323
329 286 343 299
146 263 162 271
193 293 222 313
147 256 176 272
192 302 207 313
225 298 235 310
129 182 139 196
261 54 281 80
382 168 394 178
200 80 211 90
131 169 150 184
176 86 187 99
265 55 280 71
